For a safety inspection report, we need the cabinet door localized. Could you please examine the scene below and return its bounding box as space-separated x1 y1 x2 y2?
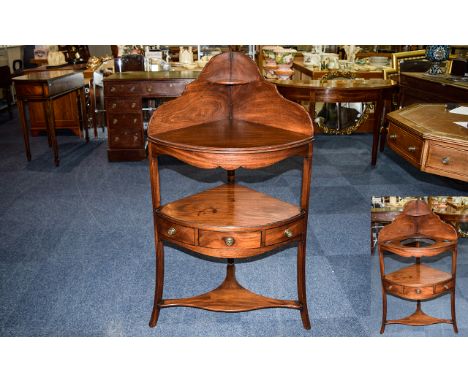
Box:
29 92 80 135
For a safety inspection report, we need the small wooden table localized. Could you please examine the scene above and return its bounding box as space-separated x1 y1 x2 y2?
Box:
272 78 398 165
13 70 87 166
385 104 468 182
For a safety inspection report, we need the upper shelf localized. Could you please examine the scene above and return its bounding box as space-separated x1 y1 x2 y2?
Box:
150 119 312 153
148 52 314 153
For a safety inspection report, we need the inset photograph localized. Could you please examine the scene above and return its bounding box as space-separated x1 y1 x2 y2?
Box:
371 196 468 336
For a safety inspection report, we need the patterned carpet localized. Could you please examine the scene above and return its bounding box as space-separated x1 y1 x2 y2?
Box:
0 109 466 336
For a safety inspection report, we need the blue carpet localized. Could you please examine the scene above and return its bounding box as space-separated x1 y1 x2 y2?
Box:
0 109 467 336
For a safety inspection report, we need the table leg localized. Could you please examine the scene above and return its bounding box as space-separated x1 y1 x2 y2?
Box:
379 98 392 152
44 99 60 166
78 87 89 143
371 99 384 166
17 99 31 161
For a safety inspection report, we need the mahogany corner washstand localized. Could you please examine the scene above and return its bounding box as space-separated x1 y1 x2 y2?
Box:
377 200 459 334
147 52 314 329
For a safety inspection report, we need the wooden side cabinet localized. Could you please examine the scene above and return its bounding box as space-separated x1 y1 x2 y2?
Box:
103 71 198 161
147 52 314 329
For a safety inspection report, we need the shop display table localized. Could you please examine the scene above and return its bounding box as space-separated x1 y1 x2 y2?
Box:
273 78 397 165
378 200 459 334
147 52 314 329
386 104 468 182
13 70 88 166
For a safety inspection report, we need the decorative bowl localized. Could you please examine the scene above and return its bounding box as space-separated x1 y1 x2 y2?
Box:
368 56 389 67
274 48 297 65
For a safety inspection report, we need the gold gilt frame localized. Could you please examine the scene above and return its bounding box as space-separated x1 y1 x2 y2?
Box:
315 70 372 135
383 49 456 79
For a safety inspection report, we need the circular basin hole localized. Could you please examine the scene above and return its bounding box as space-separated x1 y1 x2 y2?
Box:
400 237 436 247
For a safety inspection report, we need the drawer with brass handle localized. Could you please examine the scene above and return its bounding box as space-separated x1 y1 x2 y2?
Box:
105 98 141 113
157 219 195 245
425 142 468 181
105 83 141 96
264 218 304 246
198 230 261 249
386 123 424 167
107 127 144 149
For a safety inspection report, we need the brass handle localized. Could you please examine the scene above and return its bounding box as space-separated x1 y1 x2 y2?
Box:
131 102 136 108
167 227 176 236
415 288 421 294
407 146 416 153
224 237 235 246
111 103 117 109
133 118 138 124
442 157 450 165
147 87 152 92
389 134 397 140
110 86 116 92
112 118 118 125
284 229 293 238
444 284 449 290
130 86 136 91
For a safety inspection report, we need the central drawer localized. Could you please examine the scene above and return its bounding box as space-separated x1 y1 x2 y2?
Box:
198 230 261 249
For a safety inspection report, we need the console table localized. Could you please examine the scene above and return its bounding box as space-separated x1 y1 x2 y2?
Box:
273 78 397 165
103 71 199 161
147 52 314 329
386 104 468 182
13 70 88 166
399 72 468 107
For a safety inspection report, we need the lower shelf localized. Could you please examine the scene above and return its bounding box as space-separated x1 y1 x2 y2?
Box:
160 263 301 313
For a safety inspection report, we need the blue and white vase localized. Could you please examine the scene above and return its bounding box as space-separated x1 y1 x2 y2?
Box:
425 45 450 75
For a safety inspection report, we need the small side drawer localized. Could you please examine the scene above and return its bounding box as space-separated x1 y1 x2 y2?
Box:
425 142 468 181
265 219 304 246
387 123 424 167
384 282 404 296
105 98 141 113
198 230 261 249
158 219 195 245
434 280 454 294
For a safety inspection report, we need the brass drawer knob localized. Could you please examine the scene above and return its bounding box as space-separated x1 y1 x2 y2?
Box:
415 288 421 294
112 118 118 125
167 227 176 236
407 146 416 153
284 229 293 238
110 86 116 92
441 157 450 165
130 86 136 91
131 102 136 109
444 284 449 290
389 134 397 140
147 87 152 92
224 237 235 246
111 103 117 109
